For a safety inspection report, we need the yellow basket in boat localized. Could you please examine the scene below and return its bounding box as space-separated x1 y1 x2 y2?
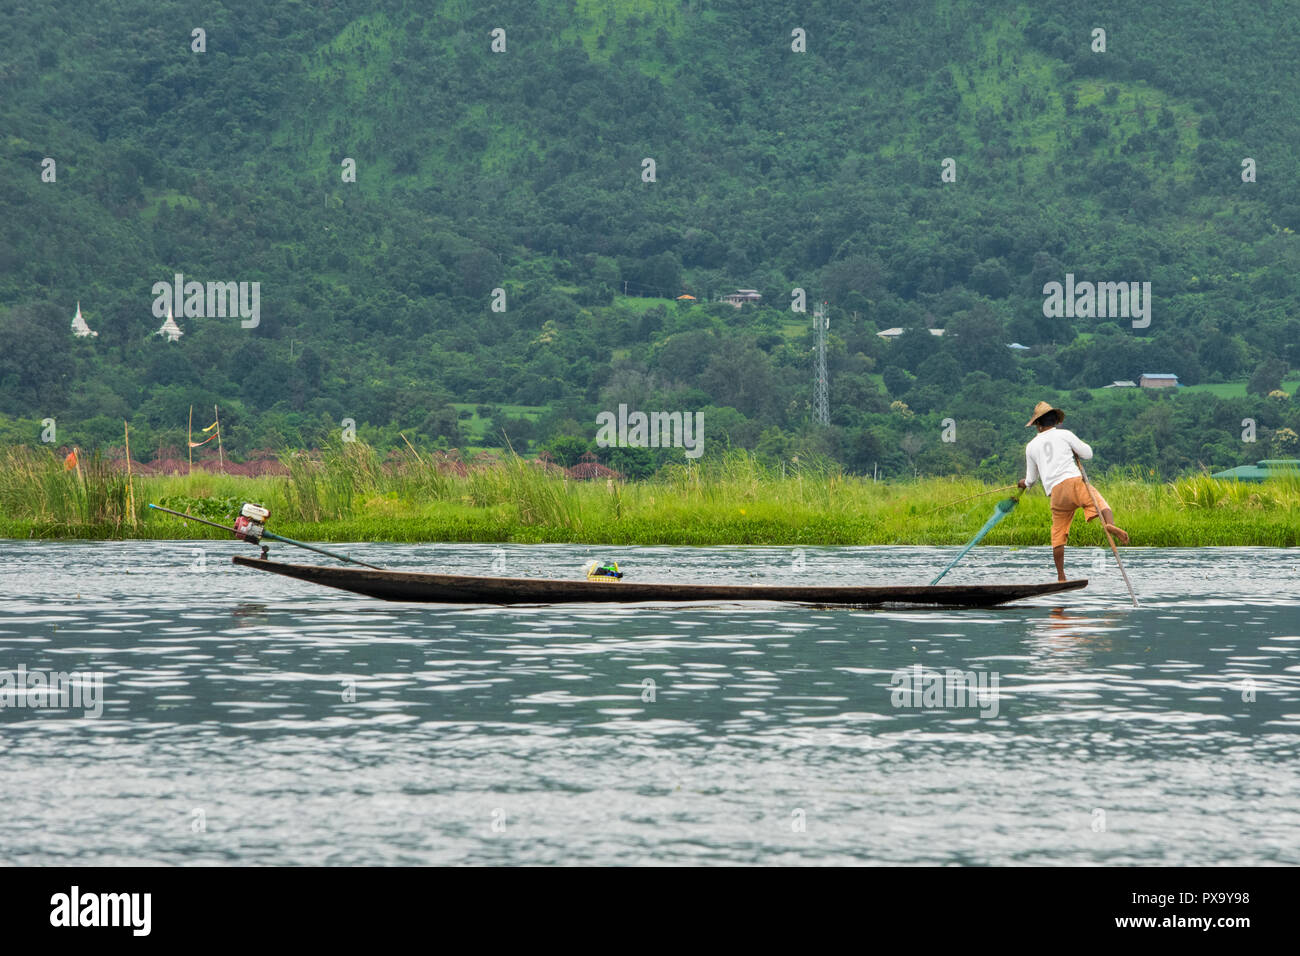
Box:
585 560 624 582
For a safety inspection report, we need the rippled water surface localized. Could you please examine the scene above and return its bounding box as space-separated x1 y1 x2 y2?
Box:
1 541 1297 865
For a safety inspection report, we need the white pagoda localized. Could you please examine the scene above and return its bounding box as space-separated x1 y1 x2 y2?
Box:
156 305 183 342
71 302 98 338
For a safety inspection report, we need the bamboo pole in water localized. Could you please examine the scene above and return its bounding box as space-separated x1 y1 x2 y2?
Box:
1075 454 1138 607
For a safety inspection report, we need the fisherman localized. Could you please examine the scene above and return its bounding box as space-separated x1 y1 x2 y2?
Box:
1017 401 1129 581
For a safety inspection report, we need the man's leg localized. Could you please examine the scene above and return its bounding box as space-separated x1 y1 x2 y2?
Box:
1050 505 1073 582
1098 507 1129 544
1084 485 1129 544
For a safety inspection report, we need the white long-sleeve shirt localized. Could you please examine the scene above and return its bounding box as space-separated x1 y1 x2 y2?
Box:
1023 427 1093 496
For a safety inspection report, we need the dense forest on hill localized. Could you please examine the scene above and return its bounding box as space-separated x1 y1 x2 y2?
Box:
1 0 1297 478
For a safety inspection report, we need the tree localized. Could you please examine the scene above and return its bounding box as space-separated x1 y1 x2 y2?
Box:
899 432 924 476
541 434 590 466
968 258 1012 298
833 427 886 474
947 305 1014 379
699 339 776 417
0 307 71 413
640 252 683 296
1247 358 1287 397
915 352 963 390
882 366 915 397
602 445 655 478
419 406 463 447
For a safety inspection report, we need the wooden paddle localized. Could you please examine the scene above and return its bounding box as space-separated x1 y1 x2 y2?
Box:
1074 455 1138 607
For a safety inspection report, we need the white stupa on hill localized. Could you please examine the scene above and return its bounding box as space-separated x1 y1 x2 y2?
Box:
156 305 183 342
71 302 98 338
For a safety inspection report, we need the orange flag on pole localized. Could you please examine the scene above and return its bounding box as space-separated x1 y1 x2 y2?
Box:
63 449 78 471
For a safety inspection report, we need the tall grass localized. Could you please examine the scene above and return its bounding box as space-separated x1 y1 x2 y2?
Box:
281 440 382 521
0 447 134 526
1 444 1296 546
1168 472 1300 511
464 453 581 529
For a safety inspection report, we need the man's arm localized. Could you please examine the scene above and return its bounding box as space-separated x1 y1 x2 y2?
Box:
1019 445 1039 489
1062 429 1093 460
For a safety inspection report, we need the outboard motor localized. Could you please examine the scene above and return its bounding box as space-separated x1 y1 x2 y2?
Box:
233 503 270 544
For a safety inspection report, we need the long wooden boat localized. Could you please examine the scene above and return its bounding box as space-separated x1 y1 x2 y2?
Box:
231 556 1087 607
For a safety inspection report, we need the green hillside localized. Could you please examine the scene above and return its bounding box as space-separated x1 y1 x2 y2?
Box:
0 0 1297 477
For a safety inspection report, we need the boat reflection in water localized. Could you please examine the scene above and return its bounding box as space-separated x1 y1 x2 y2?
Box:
1026 607 1125 660
231 603 270 625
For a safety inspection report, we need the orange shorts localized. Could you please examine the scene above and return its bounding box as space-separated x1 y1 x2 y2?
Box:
1049 477 1111 547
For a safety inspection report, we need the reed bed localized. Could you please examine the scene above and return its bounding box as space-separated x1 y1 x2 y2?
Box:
0 444 1296 546
0 446 136 527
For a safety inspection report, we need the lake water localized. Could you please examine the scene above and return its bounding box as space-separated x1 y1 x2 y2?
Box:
1 540 1297 865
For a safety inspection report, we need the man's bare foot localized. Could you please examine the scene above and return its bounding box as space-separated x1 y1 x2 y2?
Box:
1057 574 1068 582
1105 524 1129 544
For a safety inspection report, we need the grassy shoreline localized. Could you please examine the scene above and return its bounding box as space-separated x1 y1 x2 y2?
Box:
2 445 1296 547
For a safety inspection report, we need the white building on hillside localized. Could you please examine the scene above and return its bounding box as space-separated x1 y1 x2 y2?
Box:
157 305 183 342
721 289 762 307
71 302 98 338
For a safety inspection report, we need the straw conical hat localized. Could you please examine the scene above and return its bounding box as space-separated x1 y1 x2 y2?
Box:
1025 401 1064 427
